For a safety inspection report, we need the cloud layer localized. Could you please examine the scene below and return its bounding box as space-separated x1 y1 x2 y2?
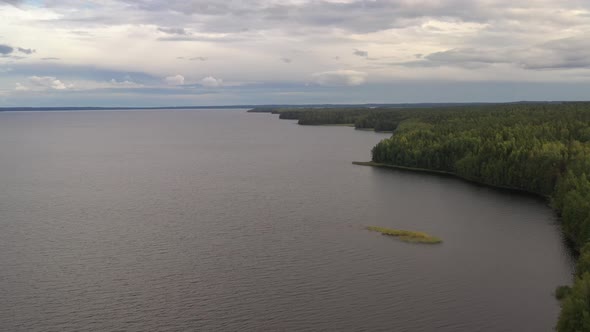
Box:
1 0 590 105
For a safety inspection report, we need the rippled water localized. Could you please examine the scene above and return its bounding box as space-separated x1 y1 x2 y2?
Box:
0 109 573 331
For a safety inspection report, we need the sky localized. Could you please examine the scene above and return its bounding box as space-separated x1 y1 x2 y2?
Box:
1 0 590 106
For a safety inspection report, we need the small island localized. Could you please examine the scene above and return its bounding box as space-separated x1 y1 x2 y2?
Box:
366 226 442 244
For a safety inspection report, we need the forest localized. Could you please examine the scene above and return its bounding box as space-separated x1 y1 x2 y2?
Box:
256 102 590 331
253 106 428 131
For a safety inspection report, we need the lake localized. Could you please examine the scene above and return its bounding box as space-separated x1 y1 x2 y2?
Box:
0 109 573 331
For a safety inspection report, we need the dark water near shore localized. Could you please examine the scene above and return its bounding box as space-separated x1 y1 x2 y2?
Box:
0 109 573 331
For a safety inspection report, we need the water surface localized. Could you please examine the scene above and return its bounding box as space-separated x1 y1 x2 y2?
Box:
0 109 573 331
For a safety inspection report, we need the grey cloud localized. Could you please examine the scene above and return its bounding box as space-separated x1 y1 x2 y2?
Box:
37 0 590 37
41 57 61 61
281 58 292 63
353 49 368 57
158 35 245 43
386 48 515 70
17 47 35 54
34 1 492 33
175 56 209 61
520 37 590 70
0 44 35 57
392 36 590 71
0 0 23 5
158 27 188 35
425 48 508 65
542 37 589 52
70 31 92 36
125 0 231 16
0 44 13 55
523 58 590 70
384 48 509 69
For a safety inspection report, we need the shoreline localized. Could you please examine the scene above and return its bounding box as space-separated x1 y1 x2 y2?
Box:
352 161 550 200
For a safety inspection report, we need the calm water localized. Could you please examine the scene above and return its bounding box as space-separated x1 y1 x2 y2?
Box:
0 109 573 331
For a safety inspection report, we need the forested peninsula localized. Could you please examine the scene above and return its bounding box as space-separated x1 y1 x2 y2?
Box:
250 102 590 331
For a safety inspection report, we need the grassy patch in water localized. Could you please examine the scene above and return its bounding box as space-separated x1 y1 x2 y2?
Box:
366 226 442 244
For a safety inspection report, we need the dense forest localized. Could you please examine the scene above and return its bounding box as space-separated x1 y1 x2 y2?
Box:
252 106 426 132
255 102 590 331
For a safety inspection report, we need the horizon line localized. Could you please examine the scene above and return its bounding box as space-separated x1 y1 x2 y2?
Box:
0 100 582 111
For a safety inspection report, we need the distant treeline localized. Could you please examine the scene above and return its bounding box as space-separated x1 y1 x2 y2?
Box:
249 106 432 132
254 102 590 331
246 102 497 114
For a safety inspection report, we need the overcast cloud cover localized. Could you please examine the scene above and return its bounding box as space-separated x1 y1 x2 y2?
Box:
1 0 590 106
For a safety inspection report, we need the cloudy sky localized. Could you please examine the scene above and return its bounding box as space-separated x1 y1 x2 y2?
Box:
1 0 590 106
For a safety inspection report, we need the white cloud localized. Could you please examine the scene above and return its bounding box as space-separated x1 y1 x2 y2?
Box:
109 79 143 87
200 76 223 87
164 74 185 85
312 70 367 86
157 27 188 35
353 49 368 57
28 76 71 90
15 82 28 91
